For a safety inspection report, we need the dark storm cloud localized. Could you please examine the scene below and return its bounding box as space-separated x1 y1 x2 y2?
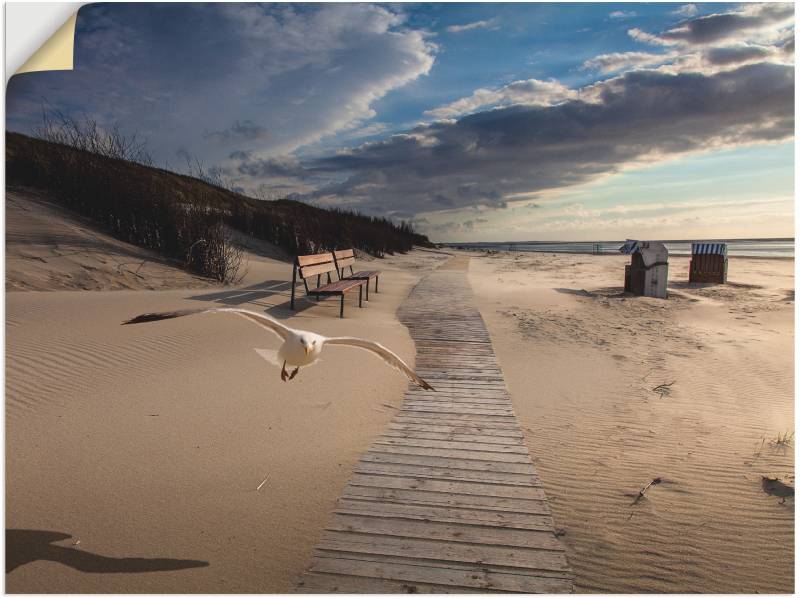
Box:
704 45 773 66
203 120 270 144
305 62 793 214
630 3 793 46
231 152 309 180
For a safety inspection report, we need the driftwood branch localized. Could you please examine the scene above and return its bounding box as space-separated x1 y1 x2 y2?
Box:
631 477 662 506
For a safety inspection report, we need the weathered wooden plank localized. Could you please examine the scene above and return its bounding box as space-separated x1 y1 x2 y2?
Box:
400 406 514 417
342 485 549 513
404 392 510 401
401 401 513 410
317 532 571 572
308 555 573 593
298 571 490 593
398 409 516 421
334 500 555 531
362 452 537 475
374 437 529 454
402 399 512 408
387 422 524 438
393 414 522 429
404 391 511 400
381 434 525 448
328 514 564 550
353 462 540 486
347 474 545 499
368 445 532 464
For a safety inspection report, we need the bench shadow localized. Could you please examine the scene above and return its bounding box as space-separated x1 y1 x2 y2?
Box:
185 279 361 321
186 280 292 307
554 286 627 298
6 529 209 574
669 281 716 290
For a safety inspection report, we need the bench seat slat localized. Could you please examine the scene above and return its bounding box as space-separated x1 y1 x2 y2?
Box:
312 279 365 294
345 270 380 280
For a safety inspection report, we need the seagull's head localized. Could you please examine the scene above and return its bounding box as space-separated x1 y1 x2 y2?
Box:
299 334 321 356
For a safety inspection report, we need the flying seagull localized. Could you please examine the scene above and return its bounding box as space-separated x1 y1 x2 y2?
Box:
123 308 434 390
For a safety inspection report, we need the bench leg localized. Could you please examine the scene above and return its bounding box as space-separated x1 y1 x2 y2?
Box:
359 285 363 308
375 276 379 293
365 280 369 301
340 295 344 318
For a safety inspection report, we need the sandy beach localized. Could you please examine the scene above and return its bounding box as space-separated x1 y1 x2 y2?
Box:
6 192 794 592
6 190 451 592
470 250 794 593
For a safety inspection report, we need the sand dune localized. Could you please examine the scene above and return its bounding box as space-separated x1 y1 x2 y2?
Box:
6 187 213 292
470 251 794 593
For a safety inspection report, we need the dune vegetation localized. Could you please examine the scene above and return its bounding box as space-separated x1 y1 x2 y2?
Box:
6 119 430 283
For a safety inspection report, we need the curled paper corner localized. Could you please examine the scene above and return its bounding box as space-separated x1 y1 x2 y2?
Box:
15 12 78 76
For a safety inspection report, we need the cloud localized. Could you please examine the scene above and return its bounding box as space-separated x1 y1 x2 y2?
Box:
232 152 309 180
609 10 637 20
630 3 794 47
429 217 489 234
7 3 436 167
672 4 699 18
425 78 578 119
202 120 269 144
582 51 674 73
346 121 391 139
704 44 775 66
305 63 793 216
446 18 499 33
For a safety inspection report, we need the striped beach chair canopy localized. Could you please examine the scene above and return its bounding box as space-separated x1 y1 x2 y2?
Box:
692 242 727 256
619 239 639 255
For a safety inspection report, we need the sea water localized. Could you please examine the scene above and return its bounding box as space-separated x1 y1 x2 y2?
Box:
443 239 794 258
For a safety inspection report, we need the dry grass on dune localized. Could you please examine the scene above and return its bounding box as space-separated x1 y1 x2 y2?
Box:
6 187 215 292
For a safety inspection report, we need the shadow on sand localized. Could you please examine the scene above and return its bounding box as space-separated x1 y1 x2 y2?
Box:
554 286 627 298
187 280 292 306
186 279 350 320
6 529 209 574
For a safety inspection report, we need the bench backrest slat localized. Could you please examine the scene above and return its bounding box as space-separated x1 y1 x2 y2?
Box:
298 253 334 267
296 252 337 280
300 261 336 279
333 249 357 271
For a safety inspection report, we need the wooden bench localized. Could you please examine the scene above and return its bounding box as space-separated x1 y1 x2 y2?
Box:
291 253 366 318
333 249 380 301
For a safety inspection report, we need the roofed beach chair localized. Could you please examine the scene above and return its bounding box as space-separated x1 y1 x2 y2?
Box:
333 249 380 301
689 242 727 284
620 239 669 299
291 252 367 318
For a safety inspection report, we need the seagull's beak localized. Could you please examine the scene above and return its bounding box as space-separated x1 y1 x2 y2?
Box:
304 346 312 355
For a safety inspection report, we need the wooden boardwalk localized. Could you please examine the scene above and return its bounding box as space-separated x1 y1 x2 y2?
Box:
297 259 573 593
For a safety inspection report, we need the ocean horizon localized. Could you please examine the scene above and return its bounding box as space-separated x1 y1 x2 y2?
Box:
442 238 795 259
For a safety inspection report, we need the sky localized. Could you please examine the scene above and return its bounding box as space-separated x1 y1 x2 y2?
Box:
6 2 795 242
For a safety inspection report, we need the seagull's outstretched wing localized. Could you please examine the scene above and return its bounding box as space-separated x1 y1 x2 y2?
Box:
324 336 434 390
122 308 293 341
